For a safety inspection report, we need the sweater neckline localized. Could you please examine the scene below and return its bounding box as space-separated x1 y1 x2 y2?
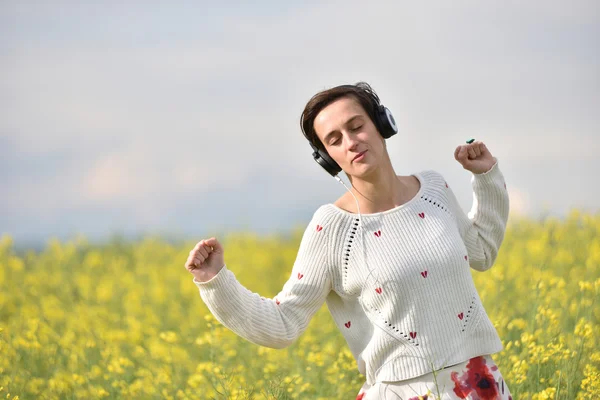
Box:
326 171 425 218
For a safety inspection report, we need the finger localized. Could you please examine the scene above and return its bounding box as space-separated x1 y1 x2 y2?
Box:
204 237 223 253
185 258 197 271
454 146 461 161
194 240 207 252
189 252 201 264
201 243 214 254
457 147 471 169
188 252 198 265
192 256 206 269
458 146 468 162
195 239 215 254
186 252 195 264
193 253 206 266
196 245 209 259
473 143 482 157
467 147 477 159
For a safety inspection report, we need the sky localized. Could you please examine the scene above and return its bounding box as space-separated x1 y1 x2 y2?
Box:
1 1 599 247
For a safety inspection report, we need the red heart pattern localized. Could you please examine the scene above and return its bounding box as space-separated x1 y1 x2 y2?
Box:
445 182 449 188
458 312 464 320
275 299 280 305
375 287 382 294
464 255 468 261
374 230 381 237
297 273 304 279
345 321 351 328
410 331 417 339
418 212 425 219
316 224 323 232
421 271 428 278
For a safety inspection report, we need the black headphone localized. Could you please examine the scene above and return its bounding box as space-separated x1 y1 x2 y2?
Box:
301 85 399 177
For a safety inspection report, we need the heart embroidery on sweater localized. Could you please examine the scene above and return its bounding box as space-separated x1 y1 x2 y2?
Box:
345 321 351 328
464 255 468 261
375 287 382 294
297 273 304 279
275 299 280 305
445 181 449 188
421 271 428 278
374 230 381 237
409 331 417 339
418 212 425 219
458 312 464 320
316 225 323 232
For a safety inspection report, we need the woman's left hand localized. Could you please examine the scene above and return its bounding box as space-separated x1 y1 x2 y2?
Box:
454 141 496 174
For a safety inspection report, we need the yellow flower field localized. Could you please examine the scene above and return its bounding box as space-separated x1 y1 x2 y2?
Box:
1 209 599 399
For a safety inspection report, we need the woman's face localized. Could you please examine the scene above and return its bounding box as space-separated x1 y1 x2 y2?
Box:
313 96 385 178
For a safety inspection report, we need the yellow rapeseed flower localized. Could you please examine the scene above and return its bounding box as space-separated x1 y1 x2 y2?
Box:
3 213 600 399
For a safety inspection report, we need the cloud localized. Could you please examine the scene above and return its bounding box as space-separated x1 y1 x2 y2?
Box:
1 0 599 243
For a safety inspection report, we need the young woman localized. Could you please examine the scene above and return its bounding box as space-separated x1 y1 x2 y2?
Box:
185 82 512 399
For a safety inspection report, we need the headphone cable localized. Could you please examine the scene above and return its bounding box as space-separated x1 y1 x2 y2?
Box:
334 175 380 303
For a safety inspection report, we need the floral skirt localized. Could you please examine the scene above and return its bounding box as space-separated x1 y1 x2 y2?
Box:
357 355 512 400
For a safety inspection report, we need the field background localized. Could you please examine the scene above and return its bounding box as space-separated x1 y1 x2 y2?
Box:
1 210 599 399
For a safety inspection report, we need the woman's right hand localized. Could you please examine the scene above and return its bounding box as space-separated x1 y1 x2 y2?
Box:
184 237 225 282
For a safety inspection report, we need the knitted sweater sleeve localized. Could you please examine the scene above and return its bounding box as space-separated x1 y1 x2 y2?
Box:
192 206 332 349
444 158 510 271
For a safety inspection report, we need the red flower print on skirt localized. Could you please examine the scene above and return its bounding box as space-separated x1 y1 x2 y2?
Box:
451 356 499 399
357 354 511 399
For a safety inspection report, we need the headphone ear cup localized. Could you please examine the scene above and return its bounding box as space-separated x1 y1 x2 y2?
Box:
376 105 399 139
311 145 342 177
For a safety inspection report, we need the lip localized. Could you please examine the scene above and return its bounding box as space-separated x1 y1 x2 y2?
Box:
353 150 367 162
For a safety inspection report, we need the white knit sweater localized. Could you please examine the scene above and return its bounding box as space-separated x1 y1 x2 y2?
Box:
194 160 509 384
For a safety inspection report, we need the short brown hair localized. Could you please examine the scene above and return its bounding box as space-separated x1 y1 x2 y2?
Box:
300 82 382 153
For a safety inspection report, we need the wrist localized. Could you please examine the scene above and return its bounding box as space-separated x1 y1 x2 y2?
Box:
193 264 225 284
473 157 498 175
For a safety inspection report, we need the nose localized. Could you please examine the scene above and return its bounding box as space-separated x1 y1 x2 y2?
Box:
344 131 360 151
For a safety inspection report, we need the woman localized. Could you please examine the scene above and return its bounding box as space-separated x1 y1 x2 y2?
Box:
185 82 512 399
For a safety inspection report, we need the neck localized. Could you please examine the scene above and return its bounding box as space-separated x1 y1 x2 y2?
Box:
347 155 408 214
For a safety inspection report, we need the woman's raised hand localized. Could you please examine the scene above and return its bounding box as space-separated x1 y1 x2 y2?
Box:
454 140 497 174
184 237 225 282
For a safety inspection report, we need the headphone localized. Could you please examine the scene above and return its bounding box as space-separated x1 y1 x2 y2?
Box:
300 84 399 177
